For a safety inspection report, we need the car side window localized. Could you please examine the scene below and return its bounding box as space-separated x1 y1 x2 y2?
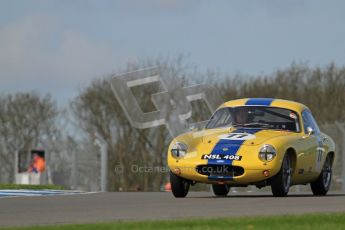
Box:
302 110 320 135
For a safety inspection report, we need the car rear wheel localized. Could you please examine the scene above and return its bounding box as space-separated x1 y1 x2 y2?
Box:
212 184 230 197
170 171 190 198
271 153 292 197
311 154 332 196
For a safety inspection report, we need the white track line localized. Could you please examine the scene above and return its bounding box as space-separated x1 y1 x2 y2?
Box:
0 190 100 199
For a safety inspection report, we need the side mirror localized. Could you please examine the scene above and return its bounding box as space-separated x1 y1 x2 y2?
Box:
306 126 314 136
189 124 197 132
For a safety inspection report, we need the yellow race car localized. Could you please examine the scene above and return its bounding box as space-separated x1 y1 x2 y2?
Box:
168 98 335 197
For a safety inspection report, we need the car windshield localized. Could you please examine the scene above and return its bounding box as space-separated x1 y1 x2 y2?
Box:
205 106 300 132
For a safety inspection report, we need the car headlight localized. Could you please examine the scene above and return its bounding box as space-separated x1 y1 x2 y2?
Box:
258 144 276 162
171 142 188 158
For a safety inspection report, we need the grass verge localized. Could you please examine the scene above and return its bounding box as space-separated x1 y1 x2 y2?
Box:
0 184 65 190
2 212 345 230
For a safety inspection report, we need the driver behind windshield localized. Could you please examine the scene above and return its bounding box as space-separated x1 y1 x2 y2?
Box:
206 106 299 132
233 107 251 125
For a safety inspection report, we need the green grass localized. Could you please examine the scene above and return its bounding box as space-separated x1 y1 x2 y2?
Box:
3 213 345 230
0 184 65 190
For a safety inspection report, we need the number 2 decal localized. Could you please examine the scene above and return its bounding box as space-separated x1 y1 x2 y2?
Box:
315 147 325 171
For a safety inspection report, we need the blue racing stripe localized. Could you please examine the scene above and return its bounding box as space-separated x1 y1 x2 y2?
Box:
245 98 274 106
233 128 262 134
208 139 243 165
207 128 261 166
207 128 261 180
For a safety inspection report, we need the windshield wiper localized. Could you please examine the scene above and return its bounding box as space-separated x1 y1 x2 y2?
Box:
241 122 271 127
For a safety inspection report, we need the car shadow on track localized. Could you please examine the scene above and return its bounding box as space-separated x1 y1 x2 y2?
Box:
186 193 345 198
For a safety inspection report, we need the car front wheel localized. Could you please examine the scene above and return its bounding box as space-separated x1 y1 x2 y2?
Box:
271 153 292 197
170 171 190 198
311 154 332 196
212 184 230 197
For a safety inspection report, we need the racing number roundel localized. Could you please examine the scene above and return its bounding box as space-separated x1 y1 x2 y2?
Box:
218 133 256 141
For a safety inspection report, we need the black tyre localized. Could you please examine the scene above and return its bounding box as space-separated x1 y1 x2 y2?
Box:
170 171 190 198
311 154 332 196
212 184 230 197
271 153 292 197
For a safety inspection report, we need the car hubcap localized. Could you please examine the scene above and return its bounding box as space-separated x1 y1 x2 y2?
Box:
282 156 292 192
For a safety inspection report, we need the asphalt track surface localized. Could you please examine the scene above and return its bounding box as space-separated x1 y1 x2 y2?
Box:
1 191 345 228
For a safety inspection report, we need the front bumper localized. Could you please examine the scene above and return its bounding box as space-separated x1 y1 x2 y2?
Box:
168 160 281 184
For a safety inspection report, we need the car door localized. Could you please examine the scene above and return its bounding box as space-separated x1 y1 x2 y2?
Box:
293 110 316 182
301 110 325 177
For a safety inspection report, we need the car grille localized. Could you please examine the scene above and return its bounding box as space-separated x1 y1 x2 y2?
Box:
196 165 244 177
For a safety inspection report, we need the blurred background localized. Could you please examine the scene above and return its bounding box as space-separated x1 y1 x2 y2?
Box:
0 0 345 192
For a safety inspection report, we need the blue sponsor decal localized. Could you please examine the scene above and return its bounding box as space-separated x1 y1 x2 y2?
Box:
208 175 233 181
245 98 274 106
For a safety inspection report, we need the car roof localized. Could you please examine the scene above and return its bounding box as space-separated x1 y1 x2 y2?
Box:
220 98 309 113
